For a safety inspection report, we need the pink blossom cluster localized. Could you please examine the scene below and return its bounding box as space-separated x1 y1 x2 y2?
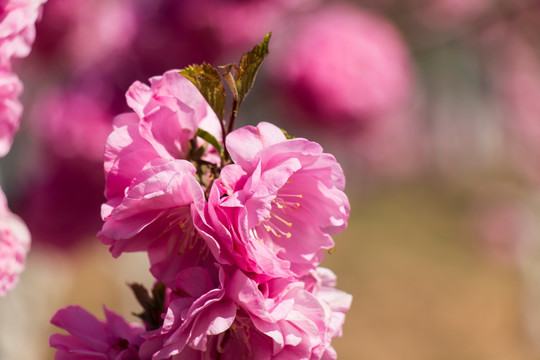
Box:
15 1 416 249
50 69 352 359
0 0 46 296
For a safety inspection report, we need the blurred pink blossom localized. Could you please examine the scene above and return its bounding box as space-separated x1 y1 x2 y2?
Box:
347 110 426 180
50 306 145 359
0 0 46 68
183 0 320 50
0 187 30 297
15 157 105 250
35 0 136 70
488 33 540 182
270 4 413 129
470 201 525 265
29 88 113 162
0 69 21 157
194 122 350 280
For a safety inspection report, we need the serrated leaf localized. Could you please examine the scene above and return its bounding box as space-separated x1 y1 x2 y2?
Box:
180 63 226 120
223 32 271 105
221 68 238 100
196 128 222 156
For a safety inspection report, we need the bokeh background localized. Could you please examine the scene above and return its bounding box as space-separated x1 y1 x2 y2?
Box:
2 0 540 359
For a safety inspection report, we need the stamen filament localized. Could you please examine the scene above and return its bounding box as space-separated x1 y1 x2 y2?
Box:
264 224 281 238
271 213 292 228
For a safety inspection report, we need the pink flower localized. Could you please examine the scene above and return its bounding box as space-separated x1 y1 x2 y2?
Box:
0 69 21 157
222 270 347 360
103 70 220 203
194 122 349 280
141 266 351 360
0 186 30 297
139 265 236 359
0 0 46 68
100 70 222 285
29 88 113 162
301 268 353 359
50 306 146 360
269 4 413 128
99 159 215 287
124 69 221 163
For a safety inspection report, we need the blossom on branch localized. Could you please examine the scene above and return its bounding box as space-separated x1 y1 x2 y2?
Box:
102 69 221 204
53 34 351 360
99 70 223 286
194 122 350 280
100 159 214 287
140 265 351 360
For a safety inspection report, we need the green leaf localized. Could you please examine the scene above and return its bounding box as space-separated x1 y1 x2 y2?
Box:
129 282 166 330
281 128 295 139
180 63 226 120
196 128 222 156
222 32 271 105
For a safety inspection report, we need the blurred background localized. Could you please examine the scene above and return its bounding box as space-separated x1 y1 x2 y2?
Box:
2 0 540 358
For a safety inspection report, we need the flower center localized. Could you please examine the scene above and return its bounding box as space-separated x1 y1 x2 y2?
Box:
250 193 303 242
161 208 208 258
216 314 254 358
111 338 129 351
